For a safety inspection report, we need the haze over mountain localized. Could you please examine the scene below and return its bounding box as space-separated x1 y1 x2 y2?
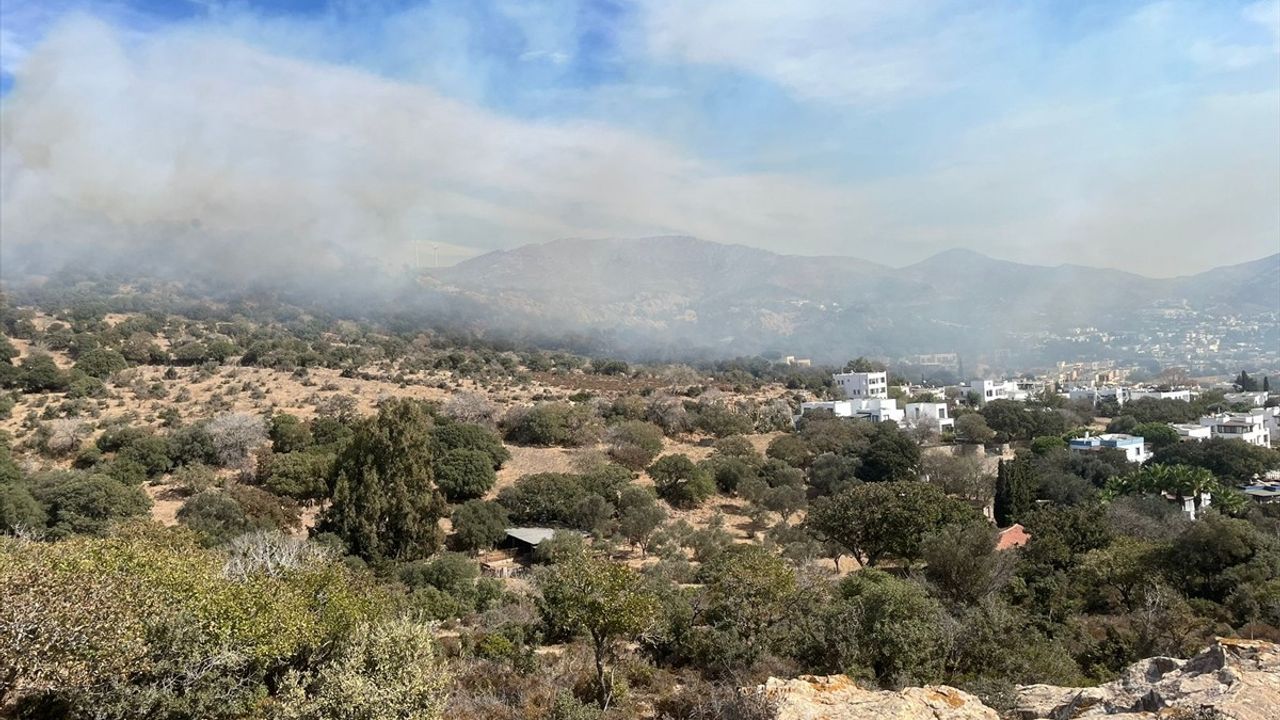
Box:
426 236 1280 363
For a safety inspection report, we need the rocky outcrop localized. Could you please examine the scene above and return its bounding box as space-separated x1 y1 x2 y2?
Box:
1012 638 1279 719
757 639 1279 720
759 675 998 720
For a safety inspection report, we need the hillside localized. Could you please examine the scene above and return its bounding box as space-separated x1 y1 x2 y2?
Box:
425 237 1280 362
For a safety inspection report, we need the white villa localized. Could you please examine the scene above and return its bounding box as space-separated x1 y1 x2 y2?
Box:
1199 411 1272 448
832 371 889 399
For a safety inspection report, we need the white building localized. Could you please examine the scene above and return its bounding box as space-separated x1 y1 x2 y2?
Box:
904 402 954 431
1130 388 1194 402
1225 391 1270 407
1068 433 1150 463
833 371 889 399
968 379 1027 405
800 398 905 424
1171 423 1212 441
1199 411 1272 447
1067 386 1129 407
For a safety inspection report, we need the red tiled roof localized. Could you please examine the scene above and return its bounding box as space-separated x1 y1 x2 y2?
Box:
996 523 1030 550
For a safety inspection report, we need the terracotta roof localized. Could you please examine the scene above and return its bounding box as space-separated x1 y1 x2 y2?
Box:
995 523 1030 550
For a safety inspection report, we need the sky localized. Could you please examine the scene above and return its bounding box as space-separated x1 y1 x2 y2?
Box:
0 0 1277 278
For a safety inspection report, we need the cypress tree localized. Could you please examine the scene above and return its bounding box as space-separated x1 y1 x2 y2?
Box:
994 456 1034 527
320 398 447 561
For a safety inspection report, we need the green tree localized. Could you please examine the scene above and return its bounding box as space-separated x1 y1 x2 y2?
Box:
955 413 996 445
616 485 666 554
450 500 509 553
921 523 1017 605
17 353 67 393
1150 438 1280 484
697 545 796 665
434 448 497 502
431 421 509 468
856 424 920 483
1235 370 1259 392
537 553 660 707
843 357 886 373
648 454 715 509
259 450 332 501
30 473 151 538
766 434 813 469
1075 537 1162 612
833 569 947 687
1130 422 1180 451
319 399 447 562
807 482 978 567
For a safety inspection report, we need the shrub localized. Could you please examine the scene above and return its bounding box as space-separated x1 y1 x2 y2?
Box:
29 472 152 538
605 421 665 470
503 403 601 447
258 450 332 501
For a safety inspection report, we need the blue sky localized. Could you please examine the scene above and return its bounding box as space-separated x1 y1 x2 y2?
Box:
1 0 1277 275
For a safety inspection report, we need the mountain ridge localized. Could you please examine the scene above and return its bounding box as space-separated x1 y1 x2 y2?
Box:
425 237 1279 363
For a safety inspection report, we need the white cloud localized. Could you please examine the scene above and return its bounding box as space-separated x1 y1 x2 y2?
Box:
636 0 996 105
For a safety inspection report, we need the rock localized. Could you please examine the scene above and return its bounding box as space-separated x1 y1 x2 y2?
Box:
759 674 999 720
1011 638 1280 719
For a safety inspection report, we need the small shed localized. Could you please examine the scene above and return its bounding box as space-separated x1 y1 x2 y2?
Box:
502 527 559 554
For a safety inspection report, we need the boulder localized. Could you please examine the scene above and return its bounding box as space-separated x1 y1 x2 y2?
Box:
759 675 999 720
1011 638 1280 719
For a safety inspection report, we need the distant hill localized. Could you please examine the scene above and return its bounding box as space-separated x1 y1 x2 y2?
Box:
424 237 1279 363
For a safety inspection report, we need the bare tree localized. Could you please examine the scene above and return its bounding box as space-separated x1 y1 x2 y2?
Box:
908 416 940 445
442 391 497 425
39 419 88 458
223 531 329 579
206 412 267 468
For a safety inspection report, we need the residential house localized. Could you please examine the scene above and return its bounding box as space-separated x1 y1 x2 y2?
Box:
1198 411 1271 448
904 401 954 432
1171 423 1212 441
833 371 889 399
800 398 905 424
1068 433 1150 463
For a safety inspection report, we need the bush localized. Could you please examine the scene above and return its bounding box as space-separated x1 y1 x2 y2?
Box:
172 463 219 497
435 449 498 503
269 413 313 454
605 421 665 470
29 472 152 538
648 455 715 509
766 434 812 468
503 403 601 447
258 450 331 501
273 618 450 720
699 455 757 495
